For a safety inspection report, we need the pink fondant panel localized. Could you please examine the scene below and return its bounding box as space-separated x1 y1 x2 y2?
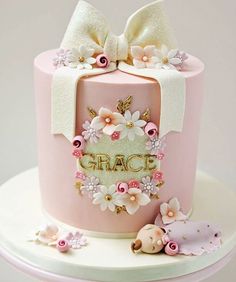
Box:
34 50 204 234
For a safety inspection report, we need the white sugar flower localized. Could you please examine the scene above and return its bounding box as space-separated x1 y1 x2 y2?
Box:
160 198 187 224
82 121 102 143
115 111 147 141
93 185 121 212
146 136 166 155
29 224 59 245
91 108 126 136
131 45 158 69
140 176 159 196
155 45 182 70
119 188 150 215
81 176 101 198
69 45 96 69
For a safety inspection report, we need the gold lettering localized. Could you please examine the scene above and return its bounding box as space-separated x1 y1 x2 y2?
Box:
112 155 128 171
144 154 157 171
97 154 111 171
127 154 144 172
79 153 97 170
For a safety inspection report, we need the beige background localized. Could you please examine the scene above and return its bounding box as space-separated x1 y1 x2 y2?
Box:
0 0 235 281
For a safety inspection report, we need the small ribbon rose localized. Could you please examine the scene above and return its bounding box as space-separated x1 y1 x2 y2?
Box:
165 241 179 256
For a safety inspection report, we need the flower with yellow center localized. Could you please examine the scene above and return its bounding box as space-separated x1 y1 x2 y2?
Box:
93 185 121 212
69 45 96 69
155 45 182 70
115 110 147 141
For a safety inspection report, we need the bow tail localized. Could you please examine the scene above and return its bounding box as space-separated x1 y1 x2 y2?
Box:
118 62 186 138
51 63 117 142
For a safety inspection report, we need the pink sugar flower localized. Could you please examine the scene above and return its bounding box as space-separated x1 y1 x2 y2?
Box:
165 241 179 256
91 107 126 136
75 171 86 181
72 149 83 158
152 170 163 181
157 152 165 160
160 198 187 225
128 180 140 189
111 131 120 141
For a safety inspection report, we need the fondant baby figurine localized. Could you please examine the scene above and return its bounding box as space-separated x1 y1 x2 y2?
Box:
131 198 222 256
131 224 169 254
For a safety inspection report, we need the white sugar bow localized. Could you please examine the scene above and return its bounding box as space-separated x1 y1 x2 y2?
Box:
52 0 185 141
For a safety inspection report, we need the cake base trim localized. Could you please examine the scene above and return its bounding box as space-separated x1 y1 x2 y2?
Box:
0 168 235 282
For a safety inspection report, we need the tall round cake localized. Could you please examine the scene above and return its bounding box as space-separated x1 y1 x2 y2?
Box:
34 0 204 236
35 50 204 234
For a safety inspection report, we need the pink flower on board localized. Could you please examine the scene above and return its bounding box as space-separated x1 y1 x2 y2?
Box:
111 131 120 141
65 232 87 249
91 107 126 136
56 239 70 253
128 180 140 189
160 198 187 225
72 149 83 158
152 170 163 181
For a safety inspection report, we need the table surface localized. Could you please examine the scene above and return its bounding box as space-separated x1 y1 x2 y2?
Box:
0 168 235 282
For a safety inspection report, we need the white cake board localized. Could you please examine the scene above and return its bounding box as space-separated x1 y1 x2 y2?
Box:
0 168 235 282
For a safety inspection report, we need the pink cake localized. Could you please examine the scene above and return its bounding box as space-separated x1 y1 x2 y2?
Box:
34 0 204 237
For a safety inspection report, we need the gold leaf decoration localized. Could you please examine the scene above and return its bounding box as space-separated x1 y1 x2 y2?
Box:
87 107 97 119
141 108 151 122
117 96 132 114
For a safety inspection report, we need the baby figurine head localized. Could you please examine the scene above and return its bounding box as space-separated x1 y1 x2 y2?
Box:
131 224 168 254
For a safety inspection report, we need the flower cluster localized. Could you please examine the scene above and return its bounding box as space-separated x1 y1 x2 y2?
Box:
53 45 110 70
90 174 164 215
28 224 87 254
131 45 188 70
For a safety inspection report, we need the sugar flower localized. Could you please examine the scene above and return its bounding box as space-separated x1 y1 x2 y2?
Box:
81 176 101 198
174 51 188 70
152 170 163 182
140 176 159 196
53 49 71 68
82 120 102 143
69 45 96 69
65 232 87 249
115 111 146 141
131 45 158 69
146 135 166 155
91 108 126 135
30 224 59 245
119 188 150 215
93 185 121 212
155 45 182 70
160 198 187 225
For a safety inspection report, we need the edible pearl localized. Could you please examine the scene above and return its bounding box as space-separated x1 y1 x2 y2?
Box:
79 56 85 62
126 121 134 128
130 196 136 202
162 56 169 64
142 56 148 62
168 211 174 217
105 194 112 201
105 118 111 123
